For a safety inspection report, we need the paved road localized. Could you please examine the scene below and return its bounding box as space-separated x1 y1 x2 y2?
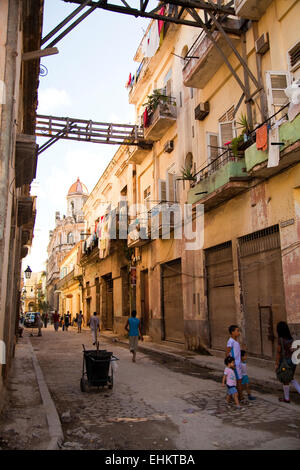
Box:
27 326 300 450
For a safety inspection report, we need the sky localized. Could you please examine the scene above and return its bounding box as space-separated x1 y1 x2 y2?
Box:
23 0 156 273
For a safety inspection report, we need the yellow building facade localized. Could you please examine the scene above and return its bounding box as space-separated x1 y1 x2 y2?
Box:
81 0 300 359
56 243 83 321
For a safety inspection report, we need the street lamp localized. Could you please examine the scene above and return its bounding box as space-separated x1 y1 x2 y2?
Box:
24 266 32 279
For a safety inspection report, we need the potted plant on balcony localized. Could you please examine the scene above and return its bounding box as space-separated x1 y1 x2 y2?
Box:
230 114 255 157
143 89 170 114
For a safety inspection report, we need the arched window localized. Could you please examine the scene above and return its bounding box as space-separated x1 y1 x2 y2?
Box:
70 201 74 213
67 232 74 244
185 152 193 171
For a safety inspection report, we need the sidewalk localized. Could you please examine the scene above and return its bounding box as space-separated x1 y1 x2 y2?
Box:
100 331 300 400
0 333 63 450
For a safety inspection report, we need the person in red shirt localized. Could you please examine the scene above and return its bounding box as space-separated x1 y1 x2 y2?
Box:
52 310 60 332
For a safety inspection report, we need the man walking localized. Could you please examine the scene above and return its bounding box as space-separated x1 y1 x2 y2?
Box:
77 311 83 333
90 312 100 346
125 310 143 363
53 310 60 332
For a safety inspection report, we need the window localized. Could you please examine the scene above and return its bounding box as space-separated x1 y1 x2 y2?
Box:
288 41 300 73
218 106 236 149
158 179 167 202
207 132 220 169
144 186 151 210
166 171 177 203
266 71 291 117
67 232 74 244
80 231 84 240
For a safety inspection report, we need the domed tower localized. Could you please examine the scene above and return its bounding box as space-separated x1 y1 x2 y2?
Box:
67 177 89 221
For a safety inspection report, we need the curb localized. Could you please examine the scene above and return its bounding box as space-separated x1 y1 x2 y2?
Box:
27 338 64 450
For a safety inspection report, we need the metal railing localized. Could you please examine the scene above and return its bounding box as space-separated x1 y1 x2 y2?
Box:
194 148 244 182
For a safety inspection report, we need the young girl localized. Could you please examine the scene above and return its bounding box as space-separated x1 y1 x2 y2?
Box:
222 356 243 409
241 350 256 401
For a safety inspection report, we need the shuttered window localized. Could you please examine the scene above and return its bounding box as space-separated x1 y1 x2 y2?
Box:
158 179 167 202
166 172 177 202
266 71 291 116
207 132 219 163
219 121 235 147
288 41 300 72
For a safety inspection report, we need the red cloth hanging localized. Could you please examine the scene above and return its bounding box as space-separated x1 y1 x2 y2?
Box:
143 107 149 128
158 6 165 35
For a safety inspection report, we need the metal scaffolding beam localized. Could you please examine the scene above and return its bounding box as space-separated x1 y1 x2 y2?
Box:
36 114 152 148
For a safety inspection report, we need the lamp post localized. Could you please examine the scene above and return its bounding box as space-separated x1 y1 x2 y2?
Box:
24 266 32 279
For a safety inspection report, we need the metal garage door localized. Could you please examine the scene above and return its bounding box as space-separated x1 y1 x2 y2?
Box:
162 259 185 343
206 242 236 351
239 225 286 359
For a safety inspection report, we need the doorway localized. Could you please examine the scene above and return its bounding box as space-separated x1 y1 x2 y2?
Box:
141 269 149 335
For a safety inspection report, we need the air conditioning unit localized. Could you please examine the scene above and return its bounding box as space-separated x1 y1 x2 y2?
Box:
164 140 174 153
255 33 269 55
195 102 210 121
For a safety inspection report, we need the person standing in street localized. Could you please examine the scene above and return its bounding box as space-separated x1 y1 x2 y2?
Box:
53 310 60 332
125 310 143 363
36 313 43 337
90 312 100 345
276 321 300 403
225 325 243 401
77 311 83 333
65 311 70 331
43 312 48 328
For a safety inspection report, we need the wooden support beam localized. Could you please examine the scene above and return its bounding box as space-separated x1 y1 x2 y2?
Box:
22 47 59 61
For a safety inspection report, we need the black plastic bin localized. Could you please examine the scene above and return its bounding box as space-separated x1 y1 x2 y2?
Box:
80 346 118 392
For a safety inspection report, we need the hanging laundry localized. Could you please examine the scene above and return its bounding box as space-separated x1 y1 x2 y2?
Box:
267 125 280 168
288 102 300 122
158 6 165 46
143 107 149 127
256 123 268 152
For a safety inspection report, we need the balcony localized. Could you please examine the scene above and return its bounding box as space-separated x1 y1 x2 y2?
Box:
183 31 240 89
245 113 300 178
188 150 251 210
127 141 152 165
15 134 38 188
128 58 151 105
234 0 272 20
144 98 177 141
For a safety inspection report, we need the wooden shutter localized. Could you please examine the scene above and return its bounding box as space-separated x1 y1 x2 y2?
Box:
266 71 291 116
207 132 219 163
158 179 167 202
166 172 177 203
219 121 235 147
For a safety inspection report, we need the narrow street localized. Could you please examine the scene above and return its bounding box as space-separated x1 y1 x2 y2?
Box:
1 326 300 451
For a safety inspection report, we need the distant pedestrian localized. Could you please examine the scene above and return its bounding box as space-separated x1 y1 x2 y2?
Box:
53 310 60 332
36 313 43 337
65 312 70 331
241 350 256 401
43 312 48 328
77 311 83 333
90 312 100 345
276 321 300 403
125 310 143 363
222 356 243 409
226 325 243 400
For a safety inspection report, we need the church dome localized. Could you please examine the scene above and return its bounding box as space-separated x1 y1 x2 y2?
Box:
68 177 89 196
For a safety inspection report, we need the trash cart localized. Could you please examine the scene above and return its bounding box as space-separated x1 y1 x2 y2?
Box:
80 344 118 392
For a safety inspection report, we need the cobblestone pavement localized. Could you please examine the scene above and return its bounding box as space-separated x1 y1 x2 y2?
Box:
1 327 300 450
